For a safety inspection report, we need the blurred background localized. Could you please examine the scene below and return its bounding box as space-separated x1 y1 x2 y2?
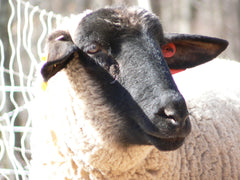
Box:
29 0 240 61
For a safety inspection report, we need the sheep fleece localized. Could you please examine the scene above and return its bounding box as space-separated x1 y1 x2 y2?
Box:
30 59 240 179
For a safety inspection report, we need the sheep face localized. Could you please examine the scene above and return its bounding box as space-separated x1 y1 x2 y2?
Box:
41 7 228 151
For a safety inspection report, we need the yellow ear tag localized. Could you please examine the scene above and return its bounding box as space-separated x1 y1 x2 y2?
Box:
41 56 46 61
41 53 48 62
41 81 48 91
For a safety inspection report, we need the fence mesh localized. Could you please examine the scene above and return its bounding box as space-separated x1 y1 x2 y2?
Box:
0 0 63 179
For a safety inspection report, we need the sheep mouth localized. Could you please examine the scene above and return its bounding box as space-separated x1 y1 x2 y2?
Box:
143 119 190 151
135 115 191 151
146 134 185 151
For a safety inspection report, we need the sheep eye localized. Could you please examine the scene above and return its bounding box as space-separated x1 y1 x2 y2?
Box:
86 44 100 54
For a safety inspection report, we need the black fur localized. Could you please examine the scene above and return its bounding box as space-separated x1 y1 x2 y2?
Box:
41 7 228 151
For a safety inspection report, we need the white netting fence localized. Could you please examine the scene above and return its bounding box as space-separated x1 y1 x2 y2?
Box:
0 0 64 179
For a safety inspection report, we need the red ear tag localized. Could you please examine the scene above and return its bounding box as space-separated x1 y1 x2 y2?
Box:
170 69 185 74
161 43 176 58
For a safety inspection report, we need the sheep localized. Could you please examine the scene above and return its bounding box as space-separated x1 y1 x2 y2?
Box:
30 7 240 179
171 59 240 179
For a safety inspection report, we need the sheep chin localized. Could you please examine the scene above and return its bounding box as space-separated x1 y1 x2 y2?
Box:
146 134 185 151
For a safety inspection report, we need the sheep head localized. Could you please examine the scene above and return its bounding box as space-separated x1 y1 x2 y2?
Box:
41 7 228 151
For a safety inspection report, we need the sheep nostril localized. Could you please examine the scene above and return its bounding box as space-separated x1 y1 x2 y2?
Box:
156 107 188 127
156 109 176 125
153 106 191 138
164 108 180 125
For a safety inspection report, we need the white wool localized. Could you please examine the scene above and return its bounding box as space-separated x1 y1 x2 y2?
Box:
56 9 93 37
173 58 240 100
30 58 240 179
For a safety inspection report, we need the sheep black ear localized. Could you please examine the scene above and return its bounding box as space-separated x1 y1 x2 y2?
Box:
41 30 77 82
161 33 229 70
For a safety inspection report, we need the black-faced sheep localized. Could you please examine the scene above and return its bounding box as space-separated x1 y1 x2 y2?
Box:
31 7 240 180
